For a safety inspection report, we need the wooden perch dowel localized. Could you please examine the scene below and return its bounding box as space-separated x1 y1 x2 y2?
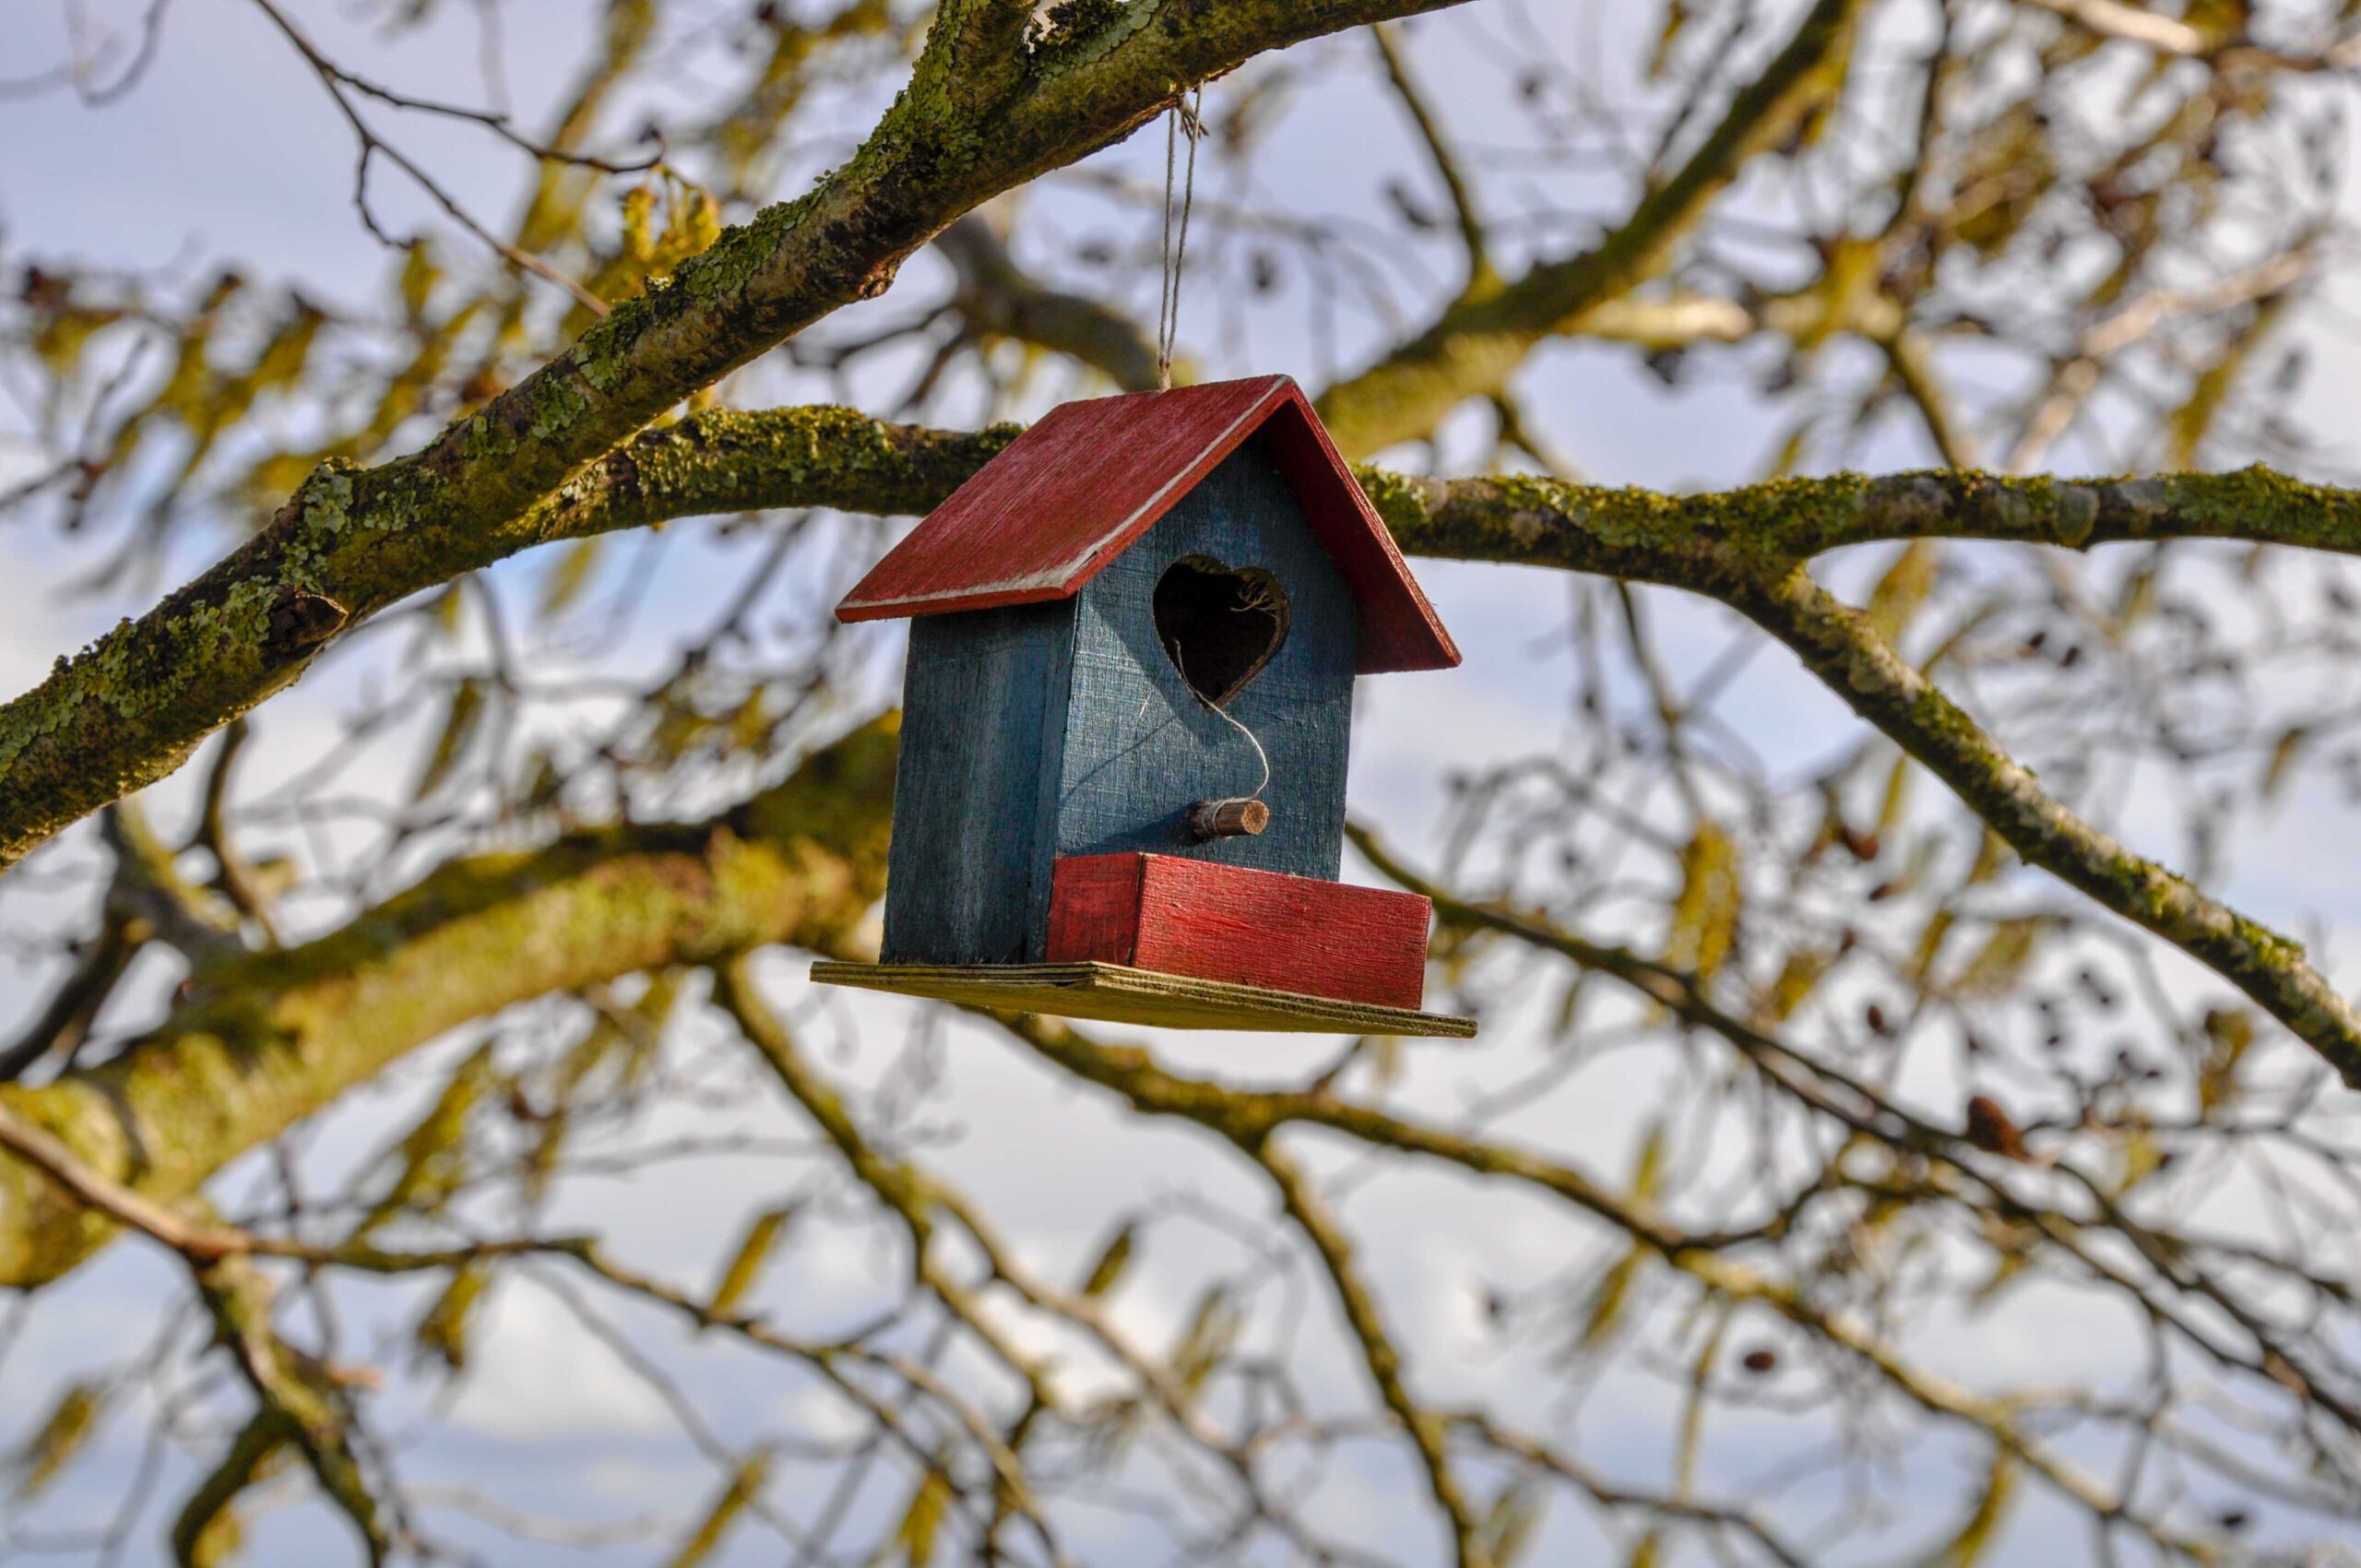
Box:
1190 798 1270 839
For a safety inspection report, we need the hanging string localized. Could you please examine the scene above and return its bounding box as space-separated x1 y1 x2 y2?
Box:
1169 643 1274 802
1166 642 1275 849
1200 686 1273 804
1156 83 1204 392
1157 86 1270 838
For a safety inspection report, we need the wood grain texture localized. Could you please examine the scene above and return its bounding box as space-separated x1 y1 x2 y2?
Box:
834 376 1459 674
1188 798 1269 839
882 434 1419 968
880 599 1074 965
809 960 1476 1036
1050 444 1356 890
1045 853 1435 1008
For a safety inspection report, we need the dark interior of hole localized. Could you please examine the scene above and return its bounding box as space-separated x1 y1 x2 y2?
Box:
1152 556 1291 708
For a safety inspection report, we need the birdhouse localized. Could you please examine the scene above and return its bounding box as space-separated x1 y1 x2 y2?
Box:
811 376 1471 1036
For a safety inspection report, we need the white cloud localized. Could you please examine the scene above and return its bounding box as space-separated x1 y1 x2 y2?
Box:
442 1279 674 1443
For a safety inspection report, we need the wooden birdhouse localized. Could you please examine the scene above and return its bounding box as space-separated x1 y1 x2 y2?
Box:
812 375 1471 1036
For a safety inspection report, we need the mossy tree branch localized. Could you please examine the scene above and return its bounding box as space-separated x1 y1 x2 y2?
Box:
0 717 898 1289
1375 466 2361 1088
1355 462 2361 572
9 400 2361 1296
299 407 2361 592
474 408 2361 1085
1724 567 2361 1087
0 0 1472 873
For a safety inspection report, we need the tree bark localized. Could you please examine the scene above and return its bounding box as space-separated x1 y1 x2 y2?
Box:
0 718 897 1289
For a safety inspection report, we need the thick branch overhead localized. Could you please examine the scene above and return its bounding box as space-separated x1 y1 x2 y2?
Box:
0 0 1470 872
116 400 2355 1086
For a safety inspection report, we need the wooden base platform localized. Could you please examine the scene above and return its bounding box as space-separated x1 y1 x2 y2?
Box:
810 961 1476 1037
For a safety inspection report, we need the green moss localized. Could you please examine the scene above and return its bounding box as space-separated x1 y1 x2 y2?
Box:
1350 465 1429 540
296 457 361 531
461 411 517 462
525 374 594 442
1026 0 1149 73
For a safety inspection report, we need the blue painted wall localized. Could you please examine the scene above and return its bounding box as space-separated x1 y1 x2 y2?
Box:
880 598 1075 965
882 438 1359 965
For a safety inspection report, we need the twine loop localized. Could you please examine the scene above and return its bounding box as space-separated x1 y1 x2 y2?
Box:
1156 83 1204 392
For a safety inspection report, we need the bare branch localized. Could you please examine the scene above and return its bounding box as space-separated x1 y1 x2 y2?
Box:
1315 0 1869 458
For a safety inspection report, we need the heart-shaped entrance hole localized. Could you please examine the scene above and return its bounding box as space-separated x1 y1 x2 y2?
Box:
1153 555 1290 708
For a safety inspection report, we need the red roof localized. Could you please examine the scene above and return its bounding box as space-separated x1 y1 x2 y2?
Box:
835 375 1458 674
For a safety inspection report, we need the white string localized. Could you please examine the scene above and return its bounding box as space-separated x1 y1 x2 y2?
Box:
1156 90 1264 809
1168 639 1273 804
1158 105 1175 385
1202 685 1273 804
1156 84 1204 392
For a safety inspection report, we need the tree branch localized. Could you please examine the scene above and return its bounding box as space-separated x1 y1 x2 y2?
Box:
1313 0 1869 459
1358 463 2361 577
716 963 1351 1561
0 0 1474 872
386 408 2361 590
1370 21 1490 287
1254 1137 1486 1568
2022 0 2361 71
935 212 1163 391
0 717 897 1289
1724 567 2361 1087
977 1016 2201 1554
195 1255 390 1564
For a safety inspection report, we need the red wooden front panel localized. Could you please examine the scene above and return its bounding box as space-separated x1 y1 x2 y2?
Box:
1046 853 1432 1009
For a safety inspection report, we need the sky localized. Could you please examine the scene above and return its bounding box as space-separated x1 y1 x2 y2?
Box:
4 2 2361 1565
